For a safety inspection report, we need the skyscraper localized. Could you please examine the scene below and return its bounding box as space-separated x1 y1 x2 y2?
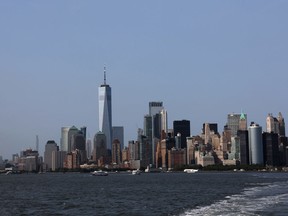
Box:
60 127 70 152
112 126 124 150
93 132 107 162
227 112 247 136
266 113 280 134
278 112 286 137
248 122 263 165
173 120 190 149
144 101 165 165
99 68 112 150
44 140 58 171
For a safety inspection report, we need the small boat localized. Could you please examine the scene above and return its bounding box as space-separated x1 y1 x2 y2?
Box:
183 169 198 173
5 171 13 175
91 170 108 176
132 169 141 175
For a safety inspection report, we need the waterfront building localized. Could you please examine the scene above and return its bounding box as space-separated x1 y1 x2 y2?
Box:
80 126 87 142
248 122 264 165
121 146 129 163
44 140 58 171
156 134 175 169
112 126 124 151
228 136 240 161
279 136 288 165
18 149 40 172
262 132 280 166
93 132 107 162
186 137 196 165
173 120 190 149
144 101 165 165
266 113 280 134
56 151 66 170
278 112 286 137
194 151 215 167
160 109 168 134
99 68 112 150
168 148 187 169
68 126 79 153
86 139 92 160
60 127 70 152
237 130 249 165
128 140 139 161
71 132 86 164
112 139 121 164
64 150 81 169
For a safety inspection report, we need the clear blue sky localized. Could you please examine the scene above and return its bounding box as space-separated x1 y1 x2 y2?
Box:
1 1 288 159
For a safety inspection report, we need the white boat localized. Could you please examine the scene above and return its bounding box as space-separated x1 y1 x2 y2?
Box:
132 169 141 175
184 169 198 173
91 170 108 176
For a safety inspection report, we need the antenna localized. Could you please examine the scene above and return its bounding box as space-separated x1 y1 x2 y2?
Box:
104 66 106 85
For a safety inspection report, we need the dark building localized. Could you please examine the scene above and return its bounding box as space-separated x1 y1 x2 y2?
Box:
173 120 190 149
202 123 218 134
278 112 286 137
279 136 288 165
237 130 249 165
80 126 87 142
153 113 162 139
71 132 87 164
262 132 280 166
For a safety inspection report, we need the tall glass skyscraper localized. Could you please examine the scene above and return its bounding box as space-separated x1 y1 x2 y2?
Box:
248 122 263 165
98 68 112 150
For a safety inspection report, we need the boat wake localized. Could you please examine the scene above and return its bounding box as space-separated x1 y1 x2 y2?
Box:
181 180 288 216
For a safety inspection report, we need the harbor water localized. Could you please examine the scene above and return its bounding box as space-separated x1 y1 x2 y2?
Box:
1 171 288 215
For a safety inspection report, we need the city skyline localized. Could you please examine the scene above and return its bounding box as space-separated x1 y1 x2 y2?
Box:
1 1 288 159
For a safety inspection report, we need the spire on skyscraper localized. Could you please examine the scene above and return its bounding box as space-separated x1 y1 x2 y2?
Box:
104 66 106 85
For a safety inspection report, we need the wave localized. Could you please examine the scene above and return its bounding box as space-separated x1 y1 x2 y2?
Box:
181 180 288 216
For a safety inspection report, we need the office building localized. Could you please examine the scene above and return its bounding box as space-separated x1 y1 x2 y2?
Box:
248 122 263 165
112 139 121 165
86 139 92 160
227 112 247 136
60 127 70 152
68 126 79 153
263 132 280 166
112 126 124 150
93 132 107 162
44 140 58 171
266 113 280 134
173 120 190 149
237 130 249 165
99 68 112 150
278 112 286 137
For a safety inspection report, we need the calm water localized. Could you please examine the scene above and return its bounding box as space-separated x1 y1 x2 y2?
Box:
1 171 288 216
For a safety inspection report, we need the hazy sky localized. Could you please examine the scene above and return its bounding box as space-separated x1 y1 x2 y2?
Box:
1 1 288 159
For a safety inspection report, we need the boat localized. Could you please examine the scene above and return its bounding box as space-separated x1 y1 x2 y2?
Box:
5 171 13 175
91 170 108 176
132 169 141 175
183 169 198 173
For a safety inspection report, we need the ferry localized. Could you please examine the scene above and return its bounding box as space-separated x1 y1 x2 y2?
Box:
183 169 199 173
91 170 108 176
132 169 141 175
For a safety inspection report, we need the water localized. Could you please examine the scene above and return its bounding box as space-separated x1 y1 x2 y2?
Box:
1 171 288 216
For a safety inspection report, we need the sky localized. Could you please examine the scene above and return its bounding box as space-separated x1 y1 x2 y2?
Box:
1 1 288 159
